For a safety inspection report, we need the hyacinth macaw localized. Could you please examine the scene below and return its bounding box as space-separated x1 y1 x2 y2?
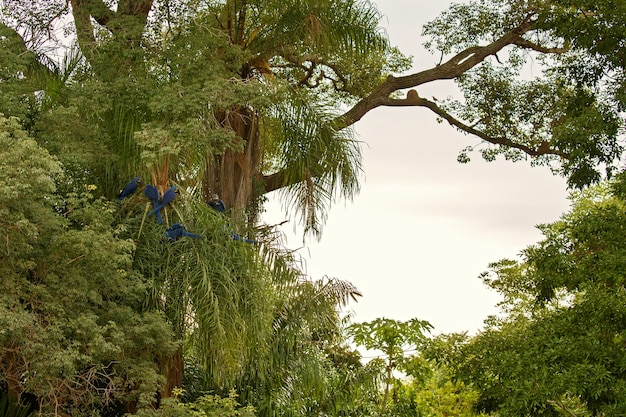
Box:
149 185 178 218
118 177 142 201
231 230 258 244
165 223 202 242
207 193 226 212
143 184 163 224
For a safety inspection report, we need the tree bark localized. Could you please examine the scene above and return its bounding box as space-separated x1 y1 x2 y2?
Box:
204 106 264 216
159 346 184 399
70 0 153 79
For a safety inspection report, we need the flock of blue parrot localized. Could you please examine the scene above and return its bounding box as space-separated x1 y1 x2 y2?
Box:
117 177 255 244
118 177 194 241
148 185 178 223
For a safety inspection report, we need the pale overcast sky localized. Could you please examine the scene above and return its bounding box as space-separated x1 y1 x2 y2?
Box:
263 0 572 335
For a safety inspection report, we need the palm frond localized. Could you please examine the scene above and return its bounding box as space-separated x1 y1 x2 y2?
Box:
245 0 388 59
265 87 362 238
134 197 274 386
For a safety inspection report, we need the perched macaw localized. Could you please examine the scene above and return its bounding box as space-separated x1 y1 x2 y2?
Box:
207 193 226 212
165 223 202 242
143 184 163 224
149 185 178 218
118 177 142 201
231 230 258 244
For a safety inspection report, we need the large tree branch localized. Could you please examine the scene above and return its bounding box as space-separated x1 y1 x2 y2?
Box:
513 38 569 54
70 0 153 31
70 0 100 64
263 171 288 194
386 92 569 159
70 0 116 28
263 19 571 194
117 0 154 16
70 0 154 76
335 19 537 129
263 91 569 195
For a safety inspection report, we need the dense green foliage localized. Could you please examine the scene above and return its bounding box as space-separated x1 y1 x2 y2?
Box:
0 112 366 416
422 0 626 187
0 115 177 413
1 0 388 415
442 176 626 416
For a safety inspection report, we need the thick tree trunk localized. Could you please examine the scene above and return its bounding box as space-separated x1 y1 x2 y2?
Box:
159 346 184 399
204 107 263 217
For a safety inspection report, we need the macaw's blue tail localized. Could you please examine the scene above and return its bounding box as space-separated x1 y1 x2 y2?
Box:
182 231 202 239
148 206 165 223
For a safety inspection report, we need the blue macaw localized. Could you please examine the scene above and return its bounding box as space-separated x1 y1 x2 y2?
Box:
207 193 226 212
118 177 142 201
149 185 178 218
143 184 163 224
231 230 258 244
165 223 202 242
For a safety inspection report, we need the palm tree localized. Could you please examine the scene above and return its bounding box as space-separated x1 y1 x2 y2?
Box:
133 199 362 414
4 0 405 233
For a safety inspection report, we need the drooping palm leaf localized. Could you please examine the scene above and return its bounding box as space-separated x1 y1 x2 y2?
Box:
264 87 362 237
134 197 275 386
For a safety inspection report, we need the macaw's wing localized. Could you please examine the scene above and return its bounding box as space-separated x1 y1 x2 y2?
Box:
144 184 159 203
144 184 163 223
161 186 178 205
165 223 185 241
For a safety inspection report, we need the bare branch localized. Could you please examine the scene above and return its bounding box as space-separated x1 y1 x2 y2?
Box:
263 170 290 193
514 38 569 54
281 52 350 91
382 92 569 159
297 61 317 87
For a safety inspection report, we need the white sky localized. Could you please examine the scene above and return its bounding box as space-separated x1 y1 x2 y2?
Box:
263 0 572 336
